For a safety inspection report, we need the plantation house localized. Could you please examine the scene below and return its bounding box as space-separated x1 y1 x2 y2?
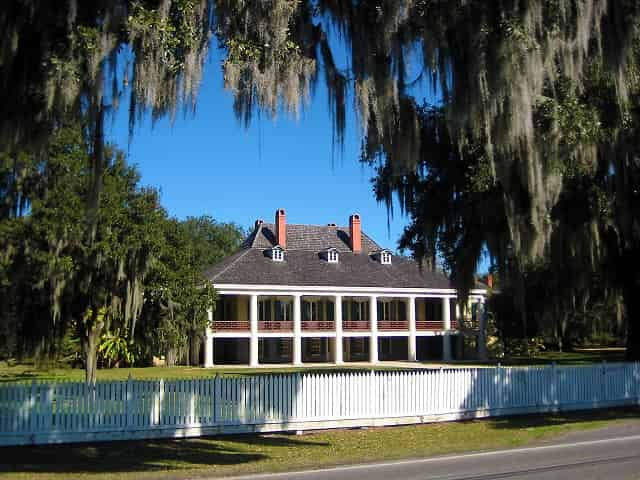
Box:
203 209 487 366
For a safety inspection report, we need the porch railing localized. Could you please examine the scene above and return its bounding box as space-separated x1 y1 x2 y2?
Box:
258 321 293 331
416 320 444 330
212 321 250 331
377 320 409 330
342 320 370 331
302 320 335 331
416 320 459 330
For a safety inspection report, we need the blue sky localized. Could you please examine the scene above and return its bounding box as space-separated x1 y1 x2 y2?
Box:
106 47 488 272
107 50 409 251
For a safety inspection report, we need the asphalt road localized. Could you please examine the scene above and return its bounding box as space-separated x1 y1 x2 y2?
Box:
225 421 640 480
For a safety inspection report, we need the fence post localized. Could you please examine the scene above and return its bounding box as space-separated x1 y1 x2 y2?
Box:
550 362 558 408
213 374 219 425
497 364 504 410
636 362 640 403
601 360 607 403
125 375 133 432
29 380 37 434
637 362 640 403
370 370 377 418
44 383 53 433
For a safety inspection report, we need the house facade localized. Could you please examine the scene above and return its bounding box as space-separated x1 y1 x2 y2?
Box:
203 209 487 367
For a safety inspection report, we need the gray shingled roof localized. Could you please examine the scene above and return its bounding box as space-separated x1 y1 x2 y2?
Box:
204 223 455 289
244 223 380 252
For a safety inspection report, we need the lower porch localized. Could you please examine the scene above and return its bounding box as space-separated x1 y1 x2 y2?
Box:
208 334 464 365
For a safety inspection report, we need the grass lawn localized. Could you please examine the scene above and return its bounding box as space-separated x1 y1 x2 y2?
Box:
0 363 405 384
0 347 629 384
497 347 627 366
0 407 638 479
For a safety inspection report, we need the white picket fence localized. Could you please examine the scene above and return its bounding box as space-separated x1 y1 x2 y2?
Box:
1 363 639 446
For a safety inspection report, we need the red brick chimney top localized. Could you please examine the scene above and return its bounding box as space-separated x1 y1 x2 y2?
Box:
349 214 361 253
276 209 286 248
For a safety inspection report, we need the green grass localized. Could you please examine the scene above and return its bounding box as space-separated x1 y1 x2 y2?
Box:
0 407 638 479
0 347 630 384
0 363 405 384
495 347 627 366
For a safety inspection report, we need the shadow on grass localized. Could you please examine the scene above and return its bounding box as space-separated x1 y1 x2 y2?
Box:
0 433 326 475
0 371 66 384
486 406 640 431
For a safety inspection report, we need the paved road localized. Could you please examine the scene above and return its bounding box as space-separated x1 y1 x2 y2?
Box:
225 421 640 480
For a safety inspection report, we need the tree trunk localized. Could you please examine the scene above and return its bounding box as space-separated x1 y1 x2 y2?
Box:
189 330 201 366
624 282 640 360
165 348 177 367
82 325 102 385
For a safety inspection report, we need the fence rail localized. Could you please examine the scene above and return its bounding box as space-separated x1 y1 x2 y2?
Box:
1 362 639 446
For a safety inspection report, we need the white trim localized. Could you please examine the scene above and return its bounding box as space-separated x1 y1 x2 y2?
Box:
213 331 252 338
300 331 336 338
213 283 487 297
375 331 411 338
259 332 295 338
327 249 339 263
341 331 372 338
416 331 449 337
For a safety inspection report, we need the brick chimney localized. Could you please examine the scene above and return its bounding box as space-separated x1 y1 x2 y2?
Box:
275 209 286 248
349 214 361 253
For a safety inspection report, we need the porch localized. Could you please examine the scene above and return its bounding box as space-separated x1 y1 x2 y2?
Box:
205 292 484 367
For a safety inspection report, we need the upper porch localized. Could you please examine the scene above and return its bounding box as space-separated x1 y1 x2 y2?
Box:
210 293 482 333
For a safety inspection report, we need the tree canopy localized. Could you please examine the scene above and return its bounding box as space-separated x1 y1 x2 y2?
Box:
2 1 640 357
0 126 243 381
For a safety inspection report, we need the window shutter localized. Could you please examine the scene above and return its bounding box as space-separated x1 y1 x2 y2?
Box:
326 300 334 321
398 300 406 321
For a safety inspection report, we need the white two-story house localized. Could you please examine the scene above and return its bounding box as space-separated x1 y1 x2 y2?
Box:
203 209 487 367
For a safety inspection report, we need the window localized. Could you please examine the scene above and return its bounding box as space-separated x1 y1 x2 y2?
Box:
258 299 272 321
272 247 284 262
327 249 339 263
215 297 233 321
377 299 407 321
342 299 369 321
302 299 334 321
310 338 322 356
274 300 292 321
378 300 392 321
303 300 321 321
259 298 292 321
380 250 392 264
278 339 291 356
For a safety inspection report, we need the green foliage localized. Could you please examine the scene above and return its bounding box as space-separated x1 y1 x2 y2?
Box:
3 0 640 360
98 328 136 368
137 215 241 365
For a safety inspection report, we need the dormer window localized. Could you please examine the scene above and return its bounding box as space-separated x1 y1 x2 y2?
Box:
380 250 392 265
271 246 284 262
327 248 339 263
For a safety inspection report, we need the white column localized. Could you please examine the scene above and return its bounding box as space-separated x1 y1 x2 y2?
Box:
335 295 343 364
442 297 452 361
250 294 259 367
408 296 416 362
477 298 488 360
293 294 302 365
369 295 378 363
204 308 214 367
